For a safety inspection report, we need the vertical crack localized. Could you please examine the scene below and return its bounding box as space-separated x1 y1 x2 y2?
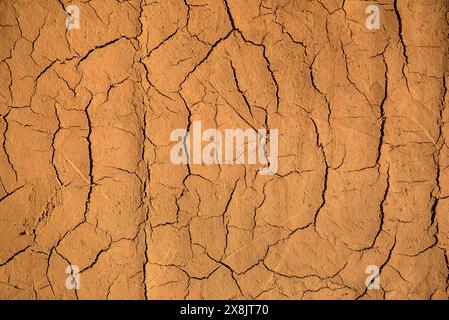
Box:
137 0 150 299
1 110 18 181
51 104 62 186
229 59 253 117
393 0 410 90
84 94 94 222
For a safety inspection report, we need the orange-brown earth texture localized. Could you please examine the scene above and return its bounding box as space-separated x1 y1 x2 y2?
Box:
0 0 448 299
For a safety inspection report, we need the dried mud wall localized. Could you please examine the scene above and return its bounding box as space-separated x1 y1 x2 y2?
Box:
0 0 448 299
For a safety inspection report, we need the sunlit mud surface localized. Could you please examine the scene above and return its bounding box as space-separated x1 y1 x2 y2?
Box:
0 0 448 299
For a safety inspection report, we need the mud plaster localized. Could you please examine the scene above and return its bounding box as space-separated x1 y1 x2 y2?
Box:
0 0 448 299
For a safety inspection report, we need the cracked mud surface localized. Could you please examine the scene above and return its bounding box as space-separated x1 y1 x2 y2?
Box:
0 0 448 300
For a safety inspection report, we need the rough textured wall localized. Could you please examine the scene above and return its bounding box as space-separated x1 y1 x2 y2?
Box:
0 0 448 300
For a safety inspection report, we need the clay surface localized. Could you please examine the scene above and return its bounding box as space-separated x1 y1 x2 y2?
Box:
0 0 448 299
